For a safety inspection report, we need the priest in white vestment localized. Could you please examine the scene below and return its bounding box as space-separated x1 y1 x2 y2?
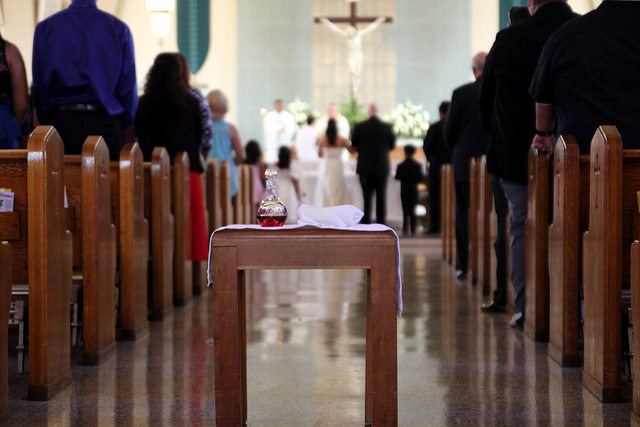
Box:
262 99 297 165
315 102 350 140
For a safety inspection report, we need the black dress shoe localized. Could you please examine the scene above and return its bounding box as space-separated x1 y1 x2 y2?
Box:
481 302 506 313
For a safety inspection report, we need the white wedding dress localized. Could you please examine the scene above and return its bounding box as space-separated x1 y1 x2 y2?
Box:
313 146 350 207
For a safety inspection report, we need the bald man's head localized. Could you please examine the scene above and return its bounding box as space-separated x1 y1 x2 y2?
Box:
368 102 379 117
472 52 487 79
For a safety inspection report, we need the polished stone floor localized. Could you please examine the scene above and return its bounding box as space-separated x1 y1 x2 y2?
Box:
4 237 635 426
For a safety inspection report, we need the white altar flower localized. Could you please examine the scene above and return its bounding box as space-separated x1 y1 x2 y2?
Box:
385 99 430 140
287 97 318 128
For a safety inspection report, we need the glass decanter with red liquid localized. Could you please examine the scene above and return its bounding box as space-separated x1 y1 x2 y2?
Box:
257 168 287 227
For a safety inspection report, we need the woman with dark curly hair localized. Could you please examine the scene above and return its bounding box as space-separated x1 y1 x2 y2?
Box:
135 52 208 264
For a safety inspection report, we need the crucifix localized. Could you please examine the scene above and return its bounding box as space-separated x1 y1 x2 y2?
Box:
315 1 393 97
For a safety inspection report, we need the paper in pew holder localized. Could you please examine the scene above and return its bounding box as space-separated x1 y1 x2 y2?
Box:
0 188 14 212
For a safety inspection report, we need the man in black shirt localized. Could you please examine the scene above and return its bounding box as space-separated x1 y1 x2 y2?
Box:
423 101 451 234
479 0 577 327
444 52 490 280
531 0 640 154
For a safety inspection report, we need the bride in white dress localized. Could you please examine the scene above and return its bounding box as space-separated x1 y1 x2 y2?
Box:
313 118 354 207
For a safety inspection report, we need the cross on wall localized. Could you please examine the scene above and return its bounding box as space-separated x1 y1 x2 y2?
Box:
314 1 393 28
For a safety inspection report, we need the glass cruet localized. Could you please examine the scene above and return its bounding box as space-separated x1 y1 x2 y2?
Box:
257 168 287 227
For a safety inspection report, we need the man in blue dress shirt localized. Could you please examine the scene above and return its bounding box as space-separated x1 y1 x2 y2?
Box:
32 0 137 159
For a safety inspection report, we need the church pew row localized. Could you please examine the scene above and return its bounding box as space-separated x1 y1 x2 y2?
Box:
0 126 72 400
582 125 640 402
440 163 448 259
218 161 233 227
547 135 589 367
172 152 192 306
442 164 455 265
193 160 208 296
64 137 117 364
143 147 174 321
524 147 550 342
632 240 640 416
469 157 480 284
1 241 10 417
244 164 256 224
477 156 493 296
206 158 222 233
234 163 246 224
110 143 149 340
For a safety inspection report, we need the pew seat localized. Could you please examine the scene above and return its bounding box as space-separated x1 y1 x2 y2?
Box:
1 241 10 418
0 126 72 400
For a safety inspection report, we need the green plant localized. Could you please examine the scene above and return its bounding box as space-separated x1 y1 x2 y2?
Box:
340 96 368 131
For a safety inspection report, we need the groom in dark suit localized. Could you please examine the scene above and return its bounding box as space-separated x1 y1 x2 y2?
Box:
351 102 396 224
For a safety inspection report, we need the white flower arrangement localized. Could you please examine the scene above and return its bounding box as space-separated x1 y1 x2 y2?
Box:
384 99 430 140
287 97 318 128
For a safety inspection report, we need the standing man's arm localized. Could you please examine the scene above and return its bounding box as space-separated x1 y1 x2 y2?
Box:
530 35 562 156
116 26 138 129
532 103 555 154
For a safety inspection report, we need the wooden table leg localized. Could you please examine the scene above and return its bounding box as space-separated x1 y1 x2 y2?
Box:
239 270 248 425
213 246 243 426
365 269 373 425
366 247 398 426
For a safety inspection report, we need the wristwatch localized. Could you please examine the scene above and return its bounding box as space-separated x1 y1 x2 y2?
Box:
535 129 552 137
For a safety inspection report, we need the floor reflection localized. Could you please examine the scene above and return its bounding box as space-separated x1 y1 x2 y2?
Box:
4 237 635 425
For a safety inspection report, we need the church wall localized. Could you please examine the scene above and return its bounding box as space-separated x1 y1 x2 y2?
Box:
237 0 313 143
396 0 473 122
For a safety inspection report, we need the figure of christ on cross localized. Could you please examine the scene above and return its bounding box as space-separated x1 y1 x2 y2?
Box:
315 1 393 97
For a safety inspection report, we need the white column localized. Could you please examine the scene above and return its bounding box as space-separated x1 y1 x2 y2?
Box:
471 0 499 55
196 0 239 124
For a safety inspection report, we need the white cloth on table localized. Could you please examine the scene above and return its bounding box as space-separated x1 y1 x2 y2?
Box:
297 204 363 227
207 222 403 317
262 109 297 164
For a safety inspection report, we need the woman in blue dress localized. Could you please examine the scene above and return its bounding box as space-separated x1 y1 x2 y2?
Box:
206 89 245 199
0 34 28 149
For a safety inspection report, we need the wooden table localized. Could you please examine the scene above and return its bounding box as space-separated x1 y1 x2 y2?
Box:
211 227 398 426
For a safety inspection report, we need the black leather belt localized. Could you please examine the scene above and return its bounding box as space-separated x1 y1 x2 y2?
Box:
54 103 101 112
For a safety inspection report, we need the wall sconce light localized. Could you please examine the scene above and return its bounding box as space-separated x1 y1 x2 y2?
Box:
146 0 175 39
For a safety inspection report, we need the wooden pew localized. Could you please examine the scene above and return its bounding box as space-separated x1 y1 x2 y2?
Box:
632 239 640 416
524 147 550 342
234 165 245 224
582 125 640 402
477 156 493 296
0 126 72 400
64 137 117 364
1 241 10 417
547 135 588 367
172 152 192 306
469 157 480 284
193 161 208 296
207 158 222 232
219 161 233 226
244 165 255 224
441 163 448 259
110 143 149 340
442 164 454 264
143 147 174 321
